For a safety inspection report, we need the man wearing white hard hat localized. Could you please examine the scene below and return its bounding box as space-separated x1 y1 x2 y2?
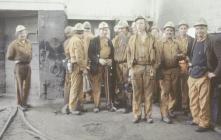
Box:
68 23 87 115
88 21 116 113
113 20 132 113
158 21 182 124
83 21 94 103
6 25 32 111
176 20 194 116
187 18 213 132
61 26 74 114
127 16 160 123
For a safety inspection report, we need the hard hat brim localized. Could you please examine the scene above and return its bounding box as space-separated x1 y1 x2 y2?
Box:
135 16 146 22
99 27 109 29
178 24 189 28
164 26 175 30
194 24 208 27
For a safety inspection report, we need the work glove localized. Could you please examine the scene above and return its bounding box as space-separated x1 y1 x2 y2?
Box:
83 69 88 74
106 59 112 66
208 72 216 79
179 60 188 74
99 58 107 65
67 62 73 73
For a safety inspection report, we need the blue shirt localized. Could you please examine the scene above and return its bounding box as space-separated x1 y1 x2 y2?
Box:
189 41 208 78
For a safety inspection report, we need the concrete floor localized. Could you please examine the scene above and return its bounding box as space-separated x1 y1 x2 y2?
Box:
0 94 221 140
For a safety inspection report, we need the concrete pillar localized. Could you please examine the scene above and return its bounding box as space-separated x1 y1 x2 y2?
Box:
38 10 67 99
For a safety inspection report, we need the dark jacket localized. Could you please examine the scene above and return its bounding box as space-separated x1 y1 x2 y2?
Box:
186 35 194 59
88 36 116 98
207 34 221 79
88 36 115 74
188 35 213 71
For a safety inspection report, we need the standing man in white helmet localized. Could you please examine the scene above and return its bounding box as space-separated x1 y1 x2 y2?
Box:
113 20 132 113
127 16 160 123
88 21 116 113
187 18 212 132
176 20 194 115
83 21 94 103
158 21 181 123
68 23 87 115
7 25 32 111
61 26 74 114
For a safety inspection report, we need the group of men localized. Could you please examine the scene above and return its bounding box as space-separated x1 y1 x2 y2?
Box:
7 16 221 133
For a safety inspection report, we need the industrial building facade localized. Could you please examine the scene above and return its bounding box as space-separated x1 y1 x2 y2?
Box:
0 0 220 100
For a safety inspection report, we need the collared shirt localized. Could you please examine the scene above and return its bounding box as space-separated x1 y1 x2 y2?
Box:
134 34 154 64
177 36 188 55
100 37 111 59
7 39 32 63
127 33 159 69
69 36 87 69
113 33 130 62
160 39 180 68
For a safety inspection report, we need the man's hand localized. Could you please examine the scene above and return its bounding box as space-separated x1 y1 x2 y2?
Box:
67 62 72 73
83 69 88 74
179 60 188 73
106 59 112 66
99 58 107 65
208 72 216 79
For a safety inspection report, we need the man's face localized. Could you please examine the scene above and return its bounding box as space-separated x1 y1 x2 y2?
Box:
179 25 188 36
151 29 159 38
76 31 84 39
119 27 128 35
136 19 146 32
18 30 28 40
79 33 84 39
100 28 109 38
195 25 207 39
164 27 174 39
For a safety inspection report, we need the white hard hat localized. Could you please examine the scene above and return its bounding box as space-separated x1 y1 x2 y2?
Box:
163 21 175 30
98 22 109 29
178 20 189 28
83 21 91 30
118 20 129 28
194 18 208 27
64 26 74 37
73 23 84 31
16 25 26 33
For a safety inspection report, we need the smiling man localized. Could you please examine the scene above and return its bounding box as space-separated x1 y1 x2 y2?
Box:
158 21 181 124
176 20 194 115
187 18 212 132
7 25 32 111
127 16 160 123
88 22 116 113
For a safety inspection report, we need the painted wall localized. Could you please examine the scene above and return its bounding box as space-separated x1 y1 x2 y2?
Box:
38 11 66 99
